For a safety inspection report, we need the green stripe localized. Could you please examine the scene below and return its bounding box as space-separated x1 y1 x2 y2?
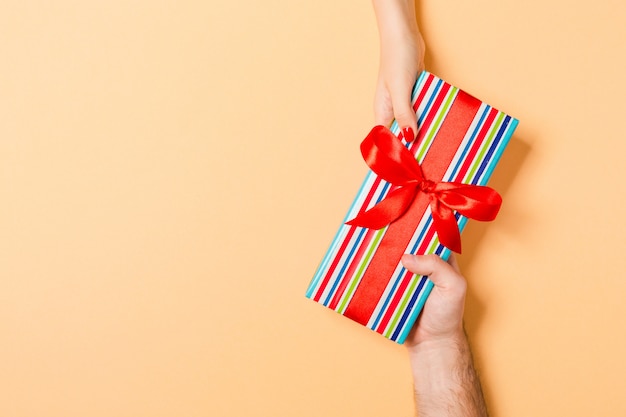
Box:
465 112 505 182
380 87 463 335
384 233 442 337
388 110 502 333
396 280 433 343
385 111 510 338
416 87 458 163
383 274 421 338
337 227 385 313
338 87 458 316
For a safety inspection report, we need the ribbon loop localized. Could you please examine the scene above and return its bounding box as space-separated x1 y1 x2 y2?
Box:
346 126 502 253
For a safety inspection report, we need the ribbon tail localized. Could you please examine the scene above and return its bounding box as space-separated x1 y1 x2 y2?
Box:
347 186 417 230
436 183 502 221
430 198 462 253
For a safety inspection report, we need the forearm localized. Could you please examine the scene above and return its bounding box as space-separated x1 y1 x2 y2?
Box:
371 0 424 132
408 331 489 417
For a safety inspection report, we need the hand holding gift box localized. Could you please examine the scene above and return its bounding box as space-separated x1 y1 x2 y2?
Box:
306 71 518 343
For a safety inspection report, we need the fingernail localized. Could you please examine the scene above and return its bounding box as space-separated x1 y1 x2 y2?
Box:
401 254 416 266
402 127 415 142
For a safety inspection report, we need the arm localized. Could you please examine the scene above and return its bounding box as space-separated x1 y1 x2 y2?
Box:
372 0 425 142
401 254 489 417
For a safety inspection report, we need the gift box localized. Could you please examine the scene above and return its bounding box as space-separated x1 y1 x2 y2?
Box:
306 71 518 343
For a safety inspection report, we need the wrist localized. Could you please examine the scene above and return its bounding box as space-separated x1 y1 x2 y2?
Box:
407 329 466 361
378 18 420 45
408 330 489 416
407 330 469 390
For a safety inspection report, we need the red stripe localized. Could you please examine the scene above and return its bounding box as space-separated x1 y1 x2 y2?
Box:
328 227 375 309
343 90 482 325
323 75 440 307
454 108 498 181
313 226 359 302
376 109 498 329
313 177 384 302
312 226 355 301
412 73 435 113
415 83 451 149
374 224 437 333
374 270 412 333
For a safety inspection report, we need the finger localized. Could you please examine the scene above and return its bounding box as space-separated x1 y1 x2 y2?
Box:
401 254 465 290
447 253 461 273
373 79 394 127
374 101 393 127
388 77 418 142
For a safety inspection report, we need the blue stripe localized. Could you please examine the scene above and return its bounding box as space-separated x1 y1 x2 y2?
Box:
396 279 433 343
318 75 442 305
394 115 518 340
418 79 444 126
478 118 518 186
370 216 434 330
381 209 459 339
391 276 428 342
413 70 428 100
394 117 519 341
383 203 452 337
321 226 368 306
309 70 520 344
368 76 449 328
390 71 429 133
472 115 511 185
398 117 519 334
321 168 398 303
306 222 350 298
305 170 376 298
448 106 491 180
391 243 446 341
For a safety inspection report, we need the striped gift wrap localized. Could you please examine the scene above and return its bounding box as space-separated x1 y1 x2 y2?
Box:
306 71 518 343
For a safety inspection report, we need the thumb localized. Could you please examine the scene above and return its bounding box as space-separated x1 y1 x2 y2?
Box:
401 254 466 292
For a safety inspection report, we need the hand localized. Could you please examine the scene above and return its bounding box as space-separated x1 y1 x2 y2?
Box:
401 254 489 417
400 254 466 349
373 0 426 142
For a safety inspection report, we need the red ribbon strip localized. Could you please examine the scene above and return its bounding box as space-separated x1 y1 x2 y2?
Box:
346 125 502 253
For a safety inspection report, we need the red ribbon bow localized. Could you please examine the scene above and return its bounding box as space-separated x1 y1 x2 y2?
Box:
346 125 502 253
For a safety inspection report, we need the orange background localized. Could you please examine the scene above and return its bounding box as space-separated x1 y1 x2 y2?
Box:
1 1 625 416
